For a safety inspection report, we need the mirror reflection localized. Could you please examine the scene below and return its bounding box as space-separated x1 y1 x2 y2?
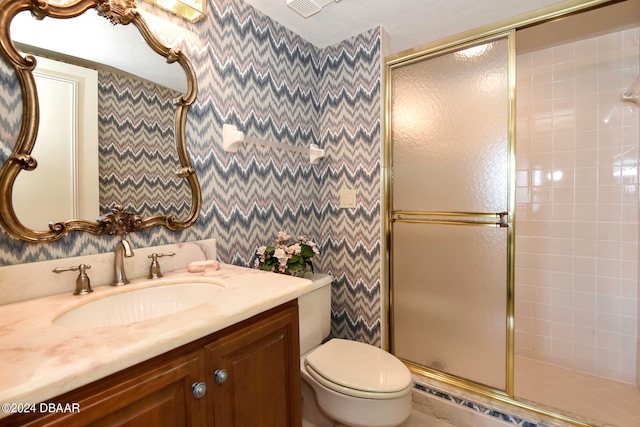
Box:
12 54 100 230
11 10 190 229
11 10 187 93
0 0 200 241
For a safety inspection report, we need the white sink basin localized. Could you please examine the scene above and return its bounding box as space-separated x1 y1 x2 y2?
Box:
54 282 225 328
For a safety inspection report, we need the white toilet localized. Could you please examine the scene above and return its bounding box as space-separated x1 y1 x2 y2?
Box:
299 273 412 427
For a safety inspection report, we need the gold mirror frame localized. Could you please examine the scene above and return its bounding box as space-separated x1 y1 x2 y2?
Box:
0 0 201 242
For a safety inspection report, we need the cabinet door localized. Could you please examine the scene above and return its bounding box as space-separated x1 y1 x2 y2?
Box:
3 350 207 427
206 303 302 427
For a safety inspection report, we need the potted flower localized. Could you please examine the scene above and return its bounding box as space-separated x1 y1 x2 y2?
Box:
254 231 319 276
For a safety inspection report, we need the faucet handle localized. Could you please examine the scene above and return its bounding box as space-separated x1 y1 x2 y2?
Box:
148 252 175 279
53 264 93 295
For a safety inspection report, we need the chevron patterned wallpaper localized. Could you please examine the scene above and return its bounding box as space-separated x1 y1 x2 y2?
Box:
0 0 382 345
98 69 191 218
0 57 20 168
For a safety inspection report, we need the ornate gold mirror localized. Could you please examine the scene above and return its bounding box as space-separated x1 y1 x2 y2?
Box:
0 0 201 242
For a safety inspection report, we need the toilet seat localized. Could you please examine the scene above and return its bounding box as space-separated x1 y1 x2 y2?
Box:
304 339 412 399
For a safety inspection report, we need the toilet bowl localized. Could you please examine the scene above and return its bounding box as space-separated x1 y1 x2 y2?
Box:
299 274 412 427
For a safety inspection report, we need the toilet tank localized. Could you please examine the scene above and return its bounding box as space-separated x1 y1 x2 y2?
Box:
298 273 333 355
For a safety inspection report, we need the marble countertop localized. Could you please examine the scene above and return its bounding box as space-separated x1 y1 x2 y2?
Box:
0 263 312 417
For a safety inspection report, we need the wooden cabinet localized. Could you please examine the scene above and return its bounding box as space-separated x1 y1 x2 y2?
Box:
0 301 301 427
206 302 301 426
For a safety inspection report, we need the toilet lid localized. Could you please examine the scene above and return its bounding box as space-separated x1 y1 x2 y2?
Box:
304 339 412 399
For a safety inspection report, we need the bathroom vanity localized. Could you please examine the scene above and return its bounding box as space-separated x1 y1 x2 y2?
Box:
0 262 312 427
0 0 310 425
1 301 300 427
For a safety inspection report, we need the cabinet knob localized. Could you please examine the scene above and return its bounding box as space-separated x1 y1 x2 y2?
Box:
214 369 228 384
192 382 207 398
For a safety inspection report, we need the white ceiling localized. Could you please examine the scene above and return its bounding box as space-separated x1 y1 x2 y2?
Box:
244 0 571 54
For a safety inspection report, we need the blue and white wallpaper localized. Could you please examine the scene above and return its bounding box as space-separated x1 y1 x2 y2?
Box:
98 69 190 219
0 0 383 345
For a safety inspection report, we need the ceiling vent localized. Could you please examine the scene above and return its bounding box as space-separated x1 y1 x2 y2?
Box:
287 0 339 18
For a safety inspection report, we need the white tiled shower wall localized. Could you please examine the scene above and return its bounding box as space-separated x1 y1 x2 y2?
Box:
515 27 640 383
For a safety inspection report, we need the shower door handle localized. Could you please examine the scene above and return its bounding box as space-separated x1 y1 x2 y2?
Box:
497 212 510 227
392 211 511 227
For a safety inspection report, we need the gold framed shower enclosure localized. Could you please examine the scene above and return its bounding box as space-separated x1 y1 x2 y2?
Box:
383 1 621 426
386 29 516 396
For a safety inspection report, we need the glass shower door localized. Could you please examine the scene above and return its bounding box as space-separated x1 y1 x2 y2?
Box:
389 34 514 392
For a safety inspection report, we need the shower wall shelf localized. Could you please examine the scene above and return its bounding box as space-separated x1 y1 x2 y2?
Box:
222 124 325 164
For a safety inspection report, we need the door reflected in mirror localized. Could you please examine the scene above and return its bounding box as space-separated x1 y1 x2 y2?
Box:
13 55 100 230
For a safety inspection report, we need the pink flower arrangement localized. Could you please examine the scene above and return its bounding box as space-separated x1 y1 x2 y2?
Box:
254 231 319 276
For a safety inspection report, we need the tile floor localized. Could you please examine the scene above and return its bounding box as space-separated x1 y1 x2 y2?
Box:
515 356 640 427
398 410 460 427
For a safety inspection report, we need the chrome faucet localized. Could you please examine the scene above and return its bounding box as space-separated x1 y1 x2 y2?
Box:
113 237 134 286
